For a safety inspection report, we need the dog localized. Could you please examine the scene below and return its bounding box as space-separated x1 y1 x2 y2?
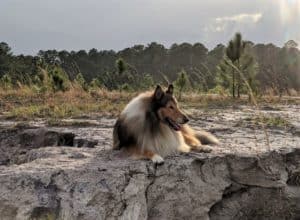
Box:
112 84 219 164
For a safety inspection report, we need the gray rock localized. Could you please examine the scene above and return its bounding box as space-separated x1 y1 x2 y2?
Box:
74 138 98 148
19 128 75 148
0 104 300 220
0 127 96 165
0 140 300 219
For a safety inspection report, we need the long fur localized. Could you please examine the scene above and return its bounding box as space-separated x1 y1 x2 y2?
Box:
113 89 219 160
194 130 220 145
113 92 186 156
182 124 220 145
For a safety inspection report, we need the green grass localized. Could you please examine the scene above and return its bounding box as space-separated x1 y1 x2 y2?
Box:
0 86 299 121
0 87 130 120
246 115 291 128
4 102 127 120
46 119 98 127
6 104 81 120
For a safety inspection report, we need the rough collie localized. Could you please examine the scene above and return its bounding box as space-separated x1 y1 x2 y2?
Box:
113 84 219 164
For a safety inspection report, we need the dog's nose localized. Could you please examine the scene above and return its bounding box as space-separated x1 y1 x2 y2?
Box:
183 116 189 123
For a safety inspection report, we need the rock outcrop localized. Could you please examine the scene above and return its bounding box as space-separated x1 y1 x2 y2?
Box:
1 126 300 220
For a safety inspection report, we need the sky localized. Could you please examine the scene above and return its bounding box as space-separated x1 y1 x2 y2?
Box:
0 0 300 55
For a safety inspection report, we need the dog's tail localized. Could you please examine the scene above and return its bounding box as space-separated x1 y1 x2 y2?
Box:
195 130 220 145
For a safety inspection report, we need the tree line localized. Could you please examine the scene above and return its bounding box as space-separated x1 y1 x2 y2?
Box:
0 33 299 97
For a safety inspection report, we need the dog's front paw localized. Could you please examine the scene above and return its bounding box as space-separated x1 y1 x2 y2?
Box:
151 154 164 165
193 145 213 153
178 144 191 153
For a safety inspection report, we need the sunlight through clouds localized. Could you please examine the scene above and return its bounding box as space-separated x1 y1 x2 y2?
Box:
278 0 300 47
279 0 300 24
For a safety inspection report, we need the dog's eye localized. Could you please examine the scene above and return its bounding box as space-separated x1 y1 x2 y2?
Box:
169 106 174 110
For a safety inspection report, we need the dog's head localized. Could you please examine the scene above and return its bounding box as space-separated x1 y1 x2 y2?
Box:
152 84 189 131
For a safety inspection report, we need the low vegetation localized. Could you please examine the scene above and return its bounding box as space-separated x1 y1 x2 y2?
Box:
0 84 299 121
0 33 299 121
243 115 292 129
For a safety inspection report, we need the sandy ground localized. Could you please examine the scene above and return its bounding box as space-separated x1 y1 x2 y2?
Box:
1 104 299 156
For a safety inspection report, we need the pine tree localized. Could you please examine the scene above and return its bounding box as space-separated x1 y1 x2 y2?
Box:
175 70 189 100
225 32 245 98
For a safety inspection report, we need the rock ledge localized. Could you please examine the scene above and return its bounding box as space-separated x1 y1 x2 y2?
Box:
0 127 300 220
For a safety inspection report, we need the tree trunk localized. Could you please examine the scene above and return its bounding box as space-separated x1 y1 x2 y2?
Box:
179 88 183 101
237 82 240 98
232 67 235 98
279 85 283 99
237 59 241 98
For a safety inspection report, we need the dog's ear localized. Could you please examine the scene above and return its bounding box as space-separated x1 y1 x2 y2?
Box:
166 84 174 95
154 85 164 100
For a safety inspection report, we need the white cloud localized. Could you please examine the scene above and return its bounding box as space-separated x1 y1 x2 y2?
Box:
204 13 263 33
215 13 262 24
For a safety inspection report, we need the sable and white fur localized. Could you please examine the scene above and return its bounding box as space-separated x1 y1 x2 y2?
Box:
113 85 219 164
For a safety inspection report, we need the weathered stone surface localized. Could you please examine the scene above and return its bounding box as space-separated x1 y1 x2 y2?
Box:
0 126 300 220
0 104 300 219
0 127 97 166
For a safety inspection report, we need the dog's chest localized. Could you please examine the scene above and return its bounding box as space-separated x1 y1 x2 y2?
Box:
141 124 184 156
